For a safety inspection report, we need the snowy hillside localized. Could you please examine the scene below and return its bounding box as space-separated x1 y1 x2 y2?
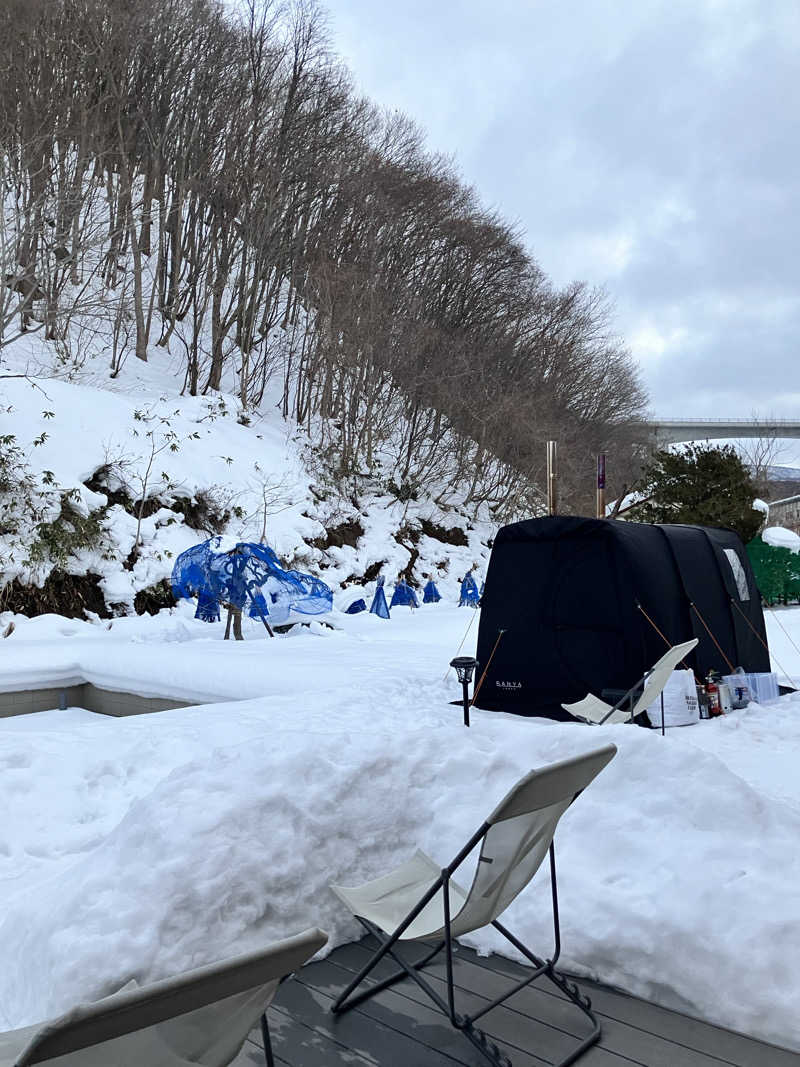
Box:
0 335 494 616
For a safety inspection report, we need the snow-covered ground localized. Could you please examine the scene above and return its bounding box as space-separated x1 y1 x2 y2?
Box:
1 601 800 1051
0 342 493 613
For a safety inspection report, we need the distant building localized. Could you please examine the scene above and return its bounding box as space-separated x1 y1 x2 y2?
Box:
767 495 800 535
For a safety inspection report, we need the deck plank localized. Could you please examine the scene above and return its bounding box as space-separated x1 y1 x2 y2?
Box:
290 956 543 1066
270 962 482 1065
241 1005 379 1066
244 937 798 1067
465 946 800 1067
386 949 740 1067
330 942 633 1066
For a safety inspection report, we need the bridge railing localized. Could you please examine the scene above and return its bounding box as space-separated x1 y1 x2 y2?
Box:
651 418 800 427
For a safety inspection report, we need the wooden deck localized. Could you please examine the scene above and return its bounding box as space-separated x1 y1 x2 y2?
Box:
232 936 799 1066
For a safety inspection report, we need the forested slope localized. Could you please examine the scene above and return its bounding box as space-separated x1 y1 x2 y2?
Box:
0 0 649 613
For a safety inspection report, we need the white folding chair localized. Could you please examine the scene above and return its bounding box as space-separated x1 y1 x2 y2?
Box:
0 927 327 1067
330 745 616 1067
562 638 698 725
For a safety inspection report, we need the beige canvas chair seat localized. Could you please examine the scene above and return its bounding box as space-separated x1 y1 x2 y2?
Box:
330 745 617 1067
0 1026 39 1066
562 638 698 725
560 691 632 724
0 927 326 1067
333 849 470 941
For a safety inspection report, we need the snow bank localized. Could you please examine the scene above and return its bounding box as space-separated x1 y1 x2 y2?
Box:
762 525 800 552
1 604 800 1051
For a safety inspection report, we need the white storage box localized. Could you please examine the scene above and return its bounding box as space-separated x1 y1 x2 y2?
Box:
722 672 779 707
746 672 779 705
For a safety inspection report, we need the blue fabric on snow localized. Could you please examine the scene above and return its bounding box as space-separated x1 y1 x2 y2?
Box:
369 575 390 619
390 579 419 609
195 590 220 623
422 579 441 604
345 598 367 614
459 572 480 607
172 537 332 626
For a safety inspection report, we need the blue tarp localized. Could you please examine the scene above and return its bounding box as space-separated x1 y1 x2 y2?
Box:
459 572 480 607
390 579 419 609
345 598 367 614
172 537 332 627
422 579 441 603
369 576 390 619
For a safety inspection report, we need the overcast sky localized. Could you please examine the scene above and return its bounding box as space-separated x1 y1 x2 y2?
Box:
327 0 799 427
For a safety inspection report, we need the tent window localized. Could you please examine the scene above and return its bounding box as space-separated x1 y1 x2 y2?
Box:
724 548 750 601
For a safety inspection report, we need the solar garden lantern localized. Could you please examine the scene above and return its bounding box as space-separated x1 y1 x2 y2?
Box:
450 656 478 727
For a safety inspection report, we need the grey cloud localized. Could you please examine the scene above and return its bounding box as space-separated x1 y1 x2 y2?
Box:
327 0 799 434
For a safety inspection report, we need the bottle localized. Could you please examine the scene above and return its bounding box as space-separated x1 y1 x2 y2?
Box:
697 684 710 719
718 682 733 714
706 672 722 717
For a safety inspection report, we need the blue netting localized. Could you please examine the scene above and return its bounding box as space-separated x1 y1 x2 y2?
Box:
390 579 419 609
422 579 441 603
172 541 211 598
195 590 220 623
369 575 390 619
459 572 480 607
172 537 332 627
345 598 367 614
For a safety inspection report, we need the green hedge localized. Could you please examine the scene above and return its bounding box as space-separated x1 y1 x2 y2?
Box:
746 537 800 605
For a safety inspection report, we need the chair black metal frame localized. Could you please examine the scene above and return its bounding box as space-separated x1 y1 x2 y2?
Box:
597 677 666 731
260 973 305 1067
564 638 699 731
261 1009 275 1066
331 826 600 1067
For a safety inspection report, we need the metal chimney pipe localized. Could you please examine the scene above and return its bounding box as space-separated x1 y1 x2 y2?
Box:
546 440 557 515
596 453 606 519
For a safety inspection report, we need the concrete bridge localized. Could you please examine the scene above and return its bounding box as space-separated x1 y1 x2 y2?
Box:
648 419 800 446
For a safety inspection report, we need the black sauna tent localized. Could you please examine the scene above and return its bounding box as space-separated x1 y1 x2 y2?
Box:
475 517 770 721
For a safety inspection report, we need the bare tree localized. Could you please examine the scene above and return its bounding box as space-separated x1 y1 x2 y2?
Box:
0 0 650 525
736 414 790 499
